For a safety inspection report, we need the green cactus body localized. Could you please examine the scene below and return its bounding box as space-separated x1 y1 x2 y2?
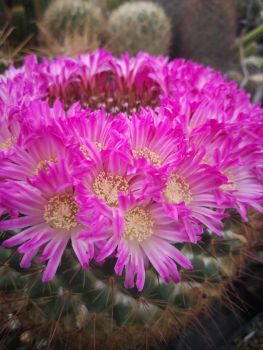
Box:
0 218 249 349
107 1 171 56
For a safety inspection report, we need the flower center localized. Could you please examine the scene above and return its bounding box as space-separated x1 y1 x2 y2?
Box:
47 71 160 114
94 141 103 152
92 172 129 207
221 169 236 191
36 158 57 175
123 207 153 242
133 147 161 167
163 174 192 205
0 136 16 151
80 144 90 159
80 142 104 159
44 193 79 230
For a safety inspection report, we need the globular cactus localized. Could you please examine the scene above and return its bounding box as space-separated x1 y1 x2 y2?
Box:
107 1 171 56
40 0 104 55
0 50 262 350
0 224 248 350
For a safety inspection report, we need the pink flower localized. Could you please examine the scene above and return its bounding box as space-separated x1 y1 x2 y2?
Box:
78 49 112 91
0 49 262 289
80 194 193 291
75 147 154 219
0 123 18 159
190 126 263 220
159 150 228 242
0 126 66 181
0 160 97 281
61 109 127 154
128 110 185 168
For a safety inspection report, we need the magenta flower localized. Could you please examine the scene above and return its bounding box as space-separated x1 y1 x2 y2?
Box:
159 151 228 242
0 50 262 290
0 160 97 281
0 126 66 181
75 147 153 218
128 110 185 168
96 195 193 291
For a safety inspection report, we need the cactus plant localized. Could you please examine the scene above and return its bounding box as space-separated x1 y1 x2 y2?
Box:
107 1 171 56
0 50 262 349
0 226 249 349
40 0 104 55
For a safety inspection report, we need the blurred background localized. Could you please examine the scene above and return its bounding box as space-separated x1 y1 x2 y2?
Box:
0 0 263 100
0 0 263 103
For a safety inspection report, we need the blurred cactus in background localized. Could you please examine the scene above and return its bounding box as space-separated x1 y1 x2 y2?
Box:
174 0 237 71
107 1 171 56
39 0 104 56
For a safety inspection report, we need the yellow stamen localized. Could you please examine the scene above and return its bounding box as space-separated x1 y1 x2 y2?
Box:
80 142 103 159
93 172 129 207
0 136 16 151
164 174 192 205
36 158 57 175
80 144 90 159
94 141 103 152
44 193 79 230
123 207 153 242
133 147 161 167
221 169 236 191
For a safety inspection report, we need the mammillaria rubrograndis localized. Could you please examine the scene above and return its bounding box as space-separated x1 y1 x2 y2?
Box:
0 50 262 292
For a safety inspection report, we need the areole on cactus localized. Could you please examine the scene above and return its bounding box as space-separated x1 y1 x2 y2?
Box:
0 50 262 349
